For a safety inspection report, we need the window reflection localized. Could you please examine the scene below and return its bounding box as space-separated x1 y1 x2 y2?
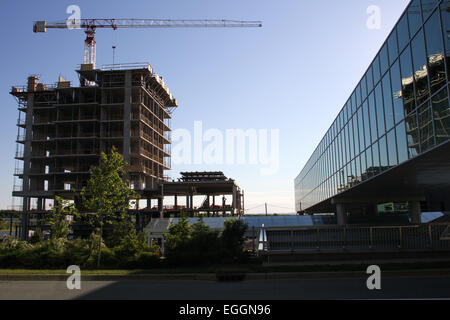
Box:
406 111 420 158
396 121 408 164
418 101 435 152
375 83 385 137
397 13 410 51
425 10 446 94
432 87 450 144
400 45 415 114
387 130 398 167
390 60 404 123
369 92 378 143
408 0 423 38
422 0 440 19
379 136 388 172
382 72 394 131
411 30 430 106
441 1 450 82
388 30 399 66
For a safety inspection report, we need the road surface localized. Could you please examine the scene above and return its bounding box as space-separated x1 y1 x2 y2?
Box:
1 275 449 299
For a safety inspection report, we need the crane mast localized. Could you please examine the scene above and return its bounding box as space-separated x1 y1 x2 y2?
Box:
33 19 262 67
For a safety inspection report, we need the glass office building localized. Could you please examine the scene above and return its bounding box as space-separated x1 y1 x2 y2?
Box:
295 0 450 213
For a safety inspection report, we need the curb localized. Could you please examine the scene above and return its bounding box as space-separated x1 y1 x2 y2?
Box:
1 269 450 281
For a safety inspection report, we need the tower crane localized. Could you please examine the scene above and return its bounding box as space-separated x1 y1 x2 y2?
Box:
33 19 262 67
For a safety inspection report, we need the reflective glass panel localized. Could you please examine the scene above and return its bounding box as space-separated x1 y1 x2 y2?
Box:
418 100 435 152
361 74 367 101
397 13 410 51
408 0 423 38
396 121 409 164
369 92 378 143
375 83 386 137
388 30 399 66
424 9 446 94
400 45 415 114
353 115 360 155
406 111 420 158
422 0 439 19
411 30 430 106
432 87 450 144
441 1 450 81
382 72 395 131
358 107 365 151
372 141 380 176
367 65 374 93
363 100 371 146
366 146 373 178
387 129 398 167
373 55 381 85
391 60 404 124
380 43 389 76
379 135 388 172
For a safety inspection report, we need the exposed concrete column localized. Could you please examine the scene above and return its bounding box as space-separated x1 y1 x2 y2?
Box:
186 194 190 212
158 197 163 218
336 203 347 226
409 201 421 224
174 195 178 210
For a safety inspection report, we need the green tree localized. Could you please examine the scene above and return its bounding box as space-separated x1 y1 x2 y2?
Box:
220 219 248 259
47 196 78 240
81 147 139 267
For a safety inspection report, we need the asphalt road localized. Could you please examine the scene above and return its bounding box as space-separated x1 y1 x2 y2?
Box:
1 275 449 300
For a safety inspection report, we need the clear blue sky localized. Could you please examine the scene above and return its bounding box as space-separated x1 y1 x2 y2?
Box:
0 0 410 213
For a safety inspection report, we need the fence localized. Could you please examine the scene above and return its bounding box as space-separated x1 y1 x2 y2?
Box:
258 223 450 253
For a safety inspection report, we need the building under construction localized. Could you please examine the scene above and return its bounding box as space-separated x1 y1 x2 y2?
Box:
10 63 244 238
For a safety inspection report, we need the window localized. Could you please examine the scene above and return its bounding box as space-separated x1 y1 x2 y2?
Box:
387 129 398 167
391 60 404 124
358 107 365 152
366 146 373 178
441 1 450 82
408 0 423 38
363 100 371 147
400 45 415 114
397 13 410 51
424 9 446 94
360 150 367 181
372 141 380 176
422 0 439 19
380 43 389 76
367 65 374 93
369 92 378 143
361 74 368 101
356 84 361 109
375 83 386 137
388 30 399 66
396 121 408 164
382 72 394 131
432 87 450 144
411 30 430 106
353 115 360 155
406 111 420 158
418 101 435 152
379 135 388 172
373 55 381 85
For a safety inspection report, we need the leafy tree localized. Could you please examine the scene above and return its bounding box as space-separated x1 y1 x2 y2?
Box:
220 219 248 259
81 147 139 267
47 196 78 241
